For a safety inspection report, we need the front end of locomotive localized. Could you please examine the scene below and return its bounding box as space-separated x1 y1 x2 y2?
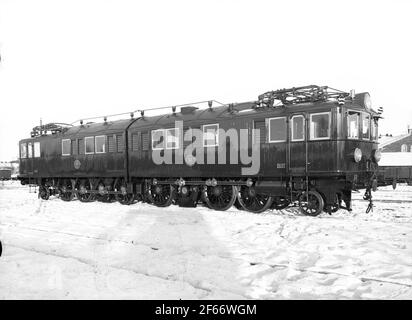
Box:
340 92 381 212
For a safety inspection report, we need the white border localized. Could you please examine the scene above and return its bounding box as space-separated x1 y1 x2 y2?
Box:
203 123 219 147
151 129 165 150
84 136 95 154
61 139 71 156
95 135 106 154
267 117 287 143
291 115 305 142
309 112 331 141
166 128 180 149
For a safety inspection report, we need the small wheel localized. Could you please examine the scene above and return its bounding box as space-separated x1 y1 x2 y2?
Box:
271 196 290 210
147 183 174 207
298 190 324 216
76 179 94 202
237 185 273 213
96 180 114 202
39 186 50 200
59 179 74 201
202 185 237 211
114 178 135 205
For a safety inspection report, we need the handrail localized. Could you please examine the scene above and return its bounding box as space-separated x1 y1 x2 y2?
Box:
69 100 227 126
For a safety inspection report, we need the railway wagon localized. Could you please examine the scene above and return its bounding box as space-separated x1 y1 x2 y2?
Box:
18 85 381 215
0 169 12 181
0 163 12 181
376 152 412 187
379 166 412 185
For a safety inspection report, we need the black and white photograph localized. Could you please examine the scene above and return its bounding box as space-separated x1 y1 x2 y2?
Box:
0 0 411 304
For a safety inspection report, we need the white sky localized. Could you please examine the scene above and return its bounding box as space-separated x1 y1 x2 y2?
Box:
1 0 411 161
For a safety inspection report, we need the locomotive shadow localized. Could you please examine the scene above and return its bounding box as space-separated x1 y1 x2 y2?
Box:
93 203 248 299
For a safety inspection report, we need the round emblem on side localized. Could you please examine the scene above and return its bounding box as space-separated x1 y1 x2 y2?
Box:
184 154 196 167
74 159 81 170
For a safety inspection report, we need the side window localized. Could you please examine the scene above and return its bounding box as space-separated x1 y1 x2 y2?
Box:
85 137 95 154
142 132 149 151
310 112 330 140
20 143 27 159
62 139 71 156
108 135 116 153
347 111 360 139
268 117 286 142
291 115 305 141
203 124 219 147
152 129 165 150
95 135 106 153
166 128 180 149
34 142 41 158
78 138 85 155
71 139 77 155
116 134 124 152
362 113 370 140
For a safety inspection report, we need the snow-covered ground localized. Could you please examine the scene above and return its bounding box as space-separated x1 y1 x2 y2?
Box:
0 181 411 299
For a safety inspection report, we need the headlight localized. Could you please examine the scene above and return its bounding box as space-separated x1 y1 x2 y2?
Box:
364 93 372 110
354 148 362 163
373 149 381 163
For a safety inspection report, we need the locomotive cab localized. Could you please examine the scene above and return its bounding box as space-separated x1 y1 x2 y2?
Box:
339 92 380 188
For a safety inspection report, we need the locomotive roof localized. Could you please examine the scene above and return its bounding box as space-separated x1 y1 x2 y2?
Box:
21 93 376 141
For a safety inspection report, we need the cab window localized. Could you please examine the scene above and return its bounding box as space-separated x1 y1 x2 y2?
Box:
362 113 370 140
310 112 330 140
20 143 27 158
291 115 304 141
62 139 71 156
27 142 33 158
34 142 41 157
371 118 378 141
95 135 106 153
268 117 286 142
347 111 360 139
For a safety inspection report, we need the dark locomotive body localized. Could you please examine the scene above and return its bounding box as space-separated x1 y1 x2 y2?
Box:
18 86 381 215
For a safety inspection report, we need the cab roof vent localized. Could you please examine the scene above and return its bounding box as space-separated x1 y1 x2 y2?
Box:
180 106 198 114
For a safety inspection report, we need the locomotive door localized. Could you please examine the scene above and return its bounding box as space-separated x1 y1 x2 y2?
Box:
289 114 307 174
27 142 34 175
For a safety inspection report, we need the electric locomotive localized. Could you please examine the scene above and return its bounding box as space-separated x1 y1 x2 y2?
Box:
18 85 381 215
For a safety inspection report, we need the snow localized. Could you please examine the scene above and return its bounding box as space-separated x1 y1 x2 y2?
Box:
379 152 412 166
1 181 412 299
